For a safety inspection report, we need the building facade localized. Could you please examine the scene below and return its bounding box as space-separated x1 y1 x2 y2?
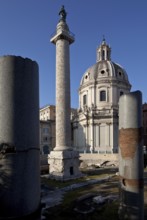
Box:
40 120 55 154
72 39 131 154
40 104 56 121
40 105 56 154
39 104 77 154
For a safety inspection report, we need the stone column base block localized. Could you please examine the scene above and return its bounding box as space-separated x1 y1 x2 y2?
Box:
48 150 82 180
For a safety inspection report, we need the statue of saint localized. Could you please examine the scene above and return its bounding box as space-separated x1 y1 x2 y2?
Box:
59 5 67 21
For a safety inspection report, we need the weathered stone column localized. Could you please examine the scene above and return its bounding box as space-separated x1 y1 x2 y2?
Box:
54 31 72 151
0 56 40 219
118 91 144 220
49 6 81 180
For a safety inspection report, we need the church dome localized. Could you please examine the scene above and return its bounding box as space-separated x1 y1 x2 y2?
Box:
80 39 130 86
75 39 132 155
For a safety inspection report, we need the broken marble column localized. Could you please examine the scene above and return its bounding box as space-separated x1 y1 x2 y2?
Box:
0 56 40 219
118 91 144 220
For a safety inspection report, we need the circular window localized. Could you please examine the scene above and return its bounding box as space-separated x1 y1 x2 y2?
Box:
101 70 105 74
85 75 88 79
119 72 122 76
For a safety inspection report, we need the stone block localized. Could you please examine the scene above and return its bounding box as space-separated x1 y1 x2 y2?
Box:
48 150 82 180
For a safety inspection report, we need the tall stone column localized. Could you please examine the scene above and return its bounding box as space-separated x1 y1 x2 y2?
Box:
118 91 144 220
49 6 81 180
55 30 72 151
0 56 40 219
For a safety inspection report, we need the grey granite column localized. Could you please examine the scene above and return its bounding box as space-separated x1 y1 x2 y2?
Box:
118 91 144 220
0 56 40 219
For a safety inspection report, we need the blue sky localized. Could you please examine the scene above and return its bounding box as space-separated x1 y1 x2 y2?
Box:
0 0 147 108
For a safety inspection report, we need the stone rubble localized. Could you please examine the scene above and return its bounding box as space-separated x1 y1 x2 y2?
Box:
40 174 115 219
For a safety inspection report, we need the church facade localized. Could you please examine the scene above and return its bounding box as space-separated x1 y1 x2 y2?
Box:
72 39 131 154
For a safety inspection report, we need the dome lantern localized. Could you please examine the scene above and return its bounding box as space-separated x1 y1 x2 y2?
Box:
96 37 111 62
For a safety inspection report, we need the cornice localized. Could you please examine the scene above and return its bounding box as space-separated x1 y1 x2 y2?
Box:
79 78 131 92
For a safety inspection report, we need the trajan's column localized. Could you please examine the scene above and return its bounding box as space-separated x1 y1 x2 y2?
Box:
49 6 81 180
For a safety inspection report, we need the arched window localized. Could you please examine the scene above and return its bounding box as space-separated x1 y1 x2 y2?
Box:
43 145 49 154
102 50 105 60
83 94 87 105
120 91 124 96
107 50 109 59
100 90 106 101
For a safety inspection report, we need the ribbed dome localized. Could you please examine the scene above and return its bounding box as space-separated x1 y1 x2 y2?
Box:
80 60 129 86
80 39 130 86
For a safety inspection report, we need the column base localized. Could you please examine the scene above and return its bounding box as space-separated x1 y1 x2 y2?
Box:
54 146 72 151
48 150 82 181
